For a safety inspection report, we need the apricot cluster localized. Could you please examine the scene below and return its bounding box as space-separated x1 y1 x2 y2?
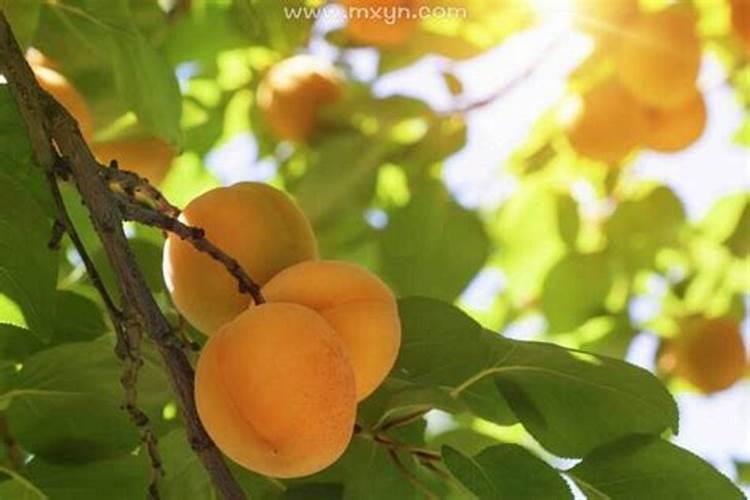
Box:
162 183 401 477
658 316 748 395
566 3 707 164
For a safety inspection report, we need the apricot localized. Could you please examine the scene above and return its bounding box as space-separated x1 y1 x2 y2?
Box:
616 6 701 109
342 0 420 47
163 182 318 334
195 302 356 477
659 317 748 394
263 260 401 401
92 137 176 185
32 63 94 140
566 79 647 164
730 0 750 54
257 55 342 142
643 91 707 153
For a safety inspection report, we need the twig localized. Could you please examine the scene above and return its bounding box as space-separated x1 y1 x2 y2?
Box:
116 197 266 305
386 448 438 500
101 162 180 217
0 415 24 470
0 13 246 500
375 409 430 432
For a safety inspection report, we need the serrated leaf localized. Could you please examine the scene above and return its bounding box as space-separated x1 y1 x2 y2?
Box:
568 435 745 500
397 298 678 457
380 181 490 301
0 173 57 340
443 444 572 500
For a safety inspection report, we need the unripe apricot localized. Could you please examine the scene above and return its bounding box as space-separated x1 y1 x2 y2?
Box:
566 79 647 164
263 260 401 401
257 55 342 142
730 0 750 54
163 182 318 334
643 91 707 152
195 302 356 478
659 317 748 394
93 137 176 185
32 64 94 140
342 0 420 47
616 6 701 109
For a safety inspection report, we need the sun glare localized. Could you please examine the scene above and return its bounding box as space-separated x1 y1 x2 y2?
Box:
529 0 576 26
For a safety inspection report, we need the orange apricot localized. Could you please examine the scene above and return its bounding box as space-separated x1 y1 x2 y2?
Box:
257 55 342 142
92 137 176 185
163 182 318 334
566 79 647 164
32 64 94 140
659 317 748 394
730 0 750 54
342 0 421 47
263 260 401 401
616 6 701 109
573 0 639 39
195 302 356 477
643 91 707 152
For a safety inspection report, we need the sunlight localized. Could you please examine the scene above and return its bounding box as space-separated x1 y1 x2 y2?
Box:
528 0 576 28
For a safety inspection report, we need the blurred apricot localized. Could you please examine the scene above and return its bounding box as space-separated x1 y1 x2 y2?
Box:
616 6 701 109
659 317 748 394
257 55 342 142
32 63 94 140
730 0 750 54
92 138 176 185
643 91 707 153
195 302 356 477
566 79 647 164
263 260 401 400
163 182 318 334
342 0 421 47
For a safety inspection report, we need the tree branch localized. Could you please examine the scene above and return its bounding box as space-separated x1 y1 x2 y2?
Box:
0 12 246 500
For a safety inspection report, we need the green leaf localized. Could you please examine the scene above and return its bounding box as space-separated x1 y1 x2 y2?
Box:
158 429 283 500
0 455 148 500
3 336 172 463
0 465 47 500
568 435 745 500
0 0 42 48
605 186 685 272
380 181 490 301
397 298 678 457
0 174 57 340
541 252 613 333
110 32 182 144
0 86 53 214
443 444 572 500
701 194 750 259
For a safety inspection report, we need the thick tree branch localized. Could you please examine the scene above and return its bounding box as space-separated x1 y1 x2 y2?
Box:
0 12 246 500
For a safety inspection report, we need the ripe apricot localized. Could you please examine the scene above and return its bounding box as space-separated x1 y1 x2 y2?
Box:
616 6 701 109
257 55 342 142
643 91 707 152
342 0 420 47
92 137 176 185
566 79 647 164
163 182 318 334
32 63 94 140
730 0 750 54
263 260 401 401
659 317 748 394
195 302 356 478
